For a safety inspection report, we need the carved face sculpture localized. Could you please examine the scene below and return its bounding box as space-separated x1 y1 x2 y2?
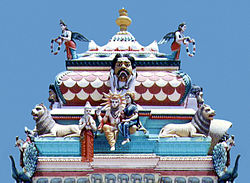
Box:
114 57 133 82
48 89 58 103
125 92 135 105
197 91 204 104
202 105 216 121
60 23 67 31
125 94 132 104
31 104 45 120
84 107 92 116
111 98 120 109
181 24 186 32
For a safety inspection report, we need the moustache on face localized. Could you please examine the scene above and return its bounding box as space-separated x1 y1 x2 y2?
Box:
117 68 130 77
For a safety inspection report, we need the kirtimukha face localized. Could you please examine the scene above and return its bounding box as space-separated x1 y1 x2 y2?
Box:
114 57 133 82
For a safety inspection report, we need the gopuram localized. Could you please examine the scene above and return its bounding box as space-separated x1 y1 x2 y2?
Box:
10 8 240 183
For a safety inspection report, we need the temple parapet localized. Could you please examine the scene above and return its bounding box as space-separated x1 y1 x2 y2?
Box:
10 8 239 183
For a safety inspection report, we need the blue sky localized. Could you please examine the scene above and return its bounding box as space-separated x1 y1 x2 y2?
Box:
1 0 249 182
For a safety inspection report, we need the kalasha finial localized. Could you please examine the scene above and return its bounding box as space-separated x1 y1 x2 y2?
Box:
115 8 132 31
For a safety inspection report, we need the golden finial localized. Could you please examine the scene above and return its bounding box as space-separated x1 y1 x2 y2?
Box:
115 8 132 31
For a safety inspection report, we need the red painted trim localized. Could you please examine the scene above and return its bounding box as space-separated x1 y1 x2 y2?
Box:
138 113 151 116
92 168 156 173
34 171 91 177
52 115 192 120
34 170 216 177
34 169 155 176
150 116 193 120
156 170 217 176
52 116 81 120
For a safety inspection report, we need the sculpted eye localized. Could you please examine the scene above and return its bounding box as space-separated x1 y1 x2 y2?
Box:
116 62 123 67
36 108 41 111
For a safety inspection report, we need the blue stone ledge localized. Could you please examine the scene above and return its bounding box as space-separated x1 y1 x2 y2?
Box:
94 131 154 154
155 136 211 156
34 135 211 157
34 137 81 157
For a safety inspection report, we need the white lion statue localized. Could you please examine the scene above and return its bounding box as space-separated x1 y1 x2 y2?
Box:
31 103 80 137
159 105 215 138
159 104 233 154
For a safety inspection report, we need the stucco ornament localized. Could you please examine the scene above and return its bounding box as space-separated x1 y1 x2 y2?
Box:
10 134 38 182
79 101 97 132
159 104 215 137
110 54 136 94
79 101 97 162
118 92 147 145
51 19 89 60
213 138 240 183
190 85 204 108
31 103 81 137
48 84 61 110
96 91 125 151
208 119 232 155
158 22 195 60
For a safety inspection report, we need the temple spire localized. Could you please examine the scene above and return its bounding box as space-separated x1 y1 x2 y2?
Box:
115 8 132 31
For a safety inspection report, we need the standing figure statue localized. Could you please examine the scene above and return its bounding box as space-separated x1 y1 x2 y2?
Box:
96 91 125 151
51 19 89 60
110 54 137 95
118 92 140 145
158 22 195 60
79 101 97 162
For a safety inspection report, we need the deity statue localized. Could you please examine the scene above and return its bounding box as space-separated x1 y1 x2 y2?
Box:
51 19 89 60
220 135 235 168
190 85 204 108
110 54 137 94
213 135 239 183
96 91 125 151
79 101 97 162
158 22 195 60
15 132 33 168
118 92 141 145
10 129 38 183
48 84 61 110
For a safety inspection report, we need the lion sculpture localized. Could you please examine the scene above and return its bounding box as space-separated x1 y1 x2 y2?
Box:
159 105 215 138
31 103 80 137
